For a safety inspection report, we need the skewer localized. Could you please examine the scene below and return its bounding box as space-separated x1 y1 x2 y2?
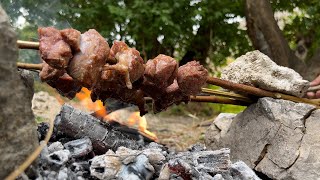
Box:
17 40 39 49
17 62 42 70
15 40 320 107
190 96 250 106
16 62 251 106
201 88 253 103
206 76 320 107
16 62 320 107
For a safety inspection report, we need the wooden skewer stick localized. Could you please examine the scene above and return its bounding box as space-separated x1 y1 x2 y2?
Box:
201 88 253 103
17 40 39 49
15 63 320 107
17 62 42 70
190 96 250 106
206 76 320 107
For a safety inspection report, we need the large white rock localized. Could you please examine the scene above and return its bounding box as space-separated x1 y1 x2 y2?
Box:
205 97 320 179
221 50 309 97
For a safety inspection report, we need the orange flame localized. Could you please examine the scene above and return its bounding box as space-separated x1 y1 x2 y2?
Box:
75 87 157 141
76 87 107 118
127 112 158 141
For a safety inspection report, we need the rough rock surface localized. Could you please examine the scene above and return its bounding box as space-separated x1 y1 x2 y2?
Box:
221 50 309 97
0 5 38 179
205 97 320 179
205 113 236 150
32 91 61 122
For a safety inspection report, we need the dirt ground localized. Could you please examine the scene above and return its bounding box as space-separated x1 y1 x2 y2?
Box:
146 114 212 151
32 90 214 152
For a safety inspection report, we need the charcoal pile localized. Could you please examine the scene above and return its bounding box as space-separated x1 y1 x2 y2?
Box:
26 105 261 180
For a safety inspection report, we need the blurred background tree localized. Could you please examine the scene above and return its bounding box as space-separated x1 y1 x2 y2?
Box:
2 0 320 79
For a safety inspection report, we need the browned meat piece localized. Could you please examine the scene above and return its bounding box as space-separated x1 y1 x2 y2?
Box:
153 80 189 113
104 42 145 89
39 62 65 82
47 73 82 99
177 61 208 95
143 54 178 90
91 86 147 116
38 27 72 69
141 54 178 102
60 28 81 52
68 29 110 88
108 41 129 62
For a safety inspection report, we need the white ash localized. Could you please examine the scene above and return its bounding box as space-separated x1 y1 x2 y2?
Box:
47 142 64 153
221 50 309 97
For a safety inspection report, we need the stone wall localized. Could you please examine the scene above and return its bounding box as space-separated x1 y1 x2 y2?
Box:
0 5 38 179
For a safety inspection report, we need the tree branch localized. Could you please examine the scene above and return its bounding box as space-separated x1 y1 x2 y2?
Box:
245 0 306 77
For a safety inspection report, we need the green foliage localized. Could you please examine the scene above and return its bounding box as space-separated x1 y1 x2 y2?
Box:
1 0 252 65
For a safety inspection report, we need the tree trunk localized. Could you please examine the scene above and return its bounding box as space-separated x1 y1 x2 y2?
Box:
245 0 308 78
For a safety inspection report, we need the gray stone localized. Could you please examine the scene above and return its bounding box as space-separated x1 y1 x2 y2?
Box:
205 97 320 179
0 5 38 179
205 113 236 150
221 50 309 97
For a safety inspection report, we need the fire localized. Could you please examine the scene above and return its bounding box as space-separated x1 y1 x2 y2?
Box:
127 112 158 141
75 87 157 141
75 87 107 118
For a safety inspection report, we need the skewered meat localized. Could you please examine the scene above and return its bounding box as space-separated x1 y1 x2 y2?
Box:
92 87 147 116
152 80 189 113
60 28 81 52
37 27 209 115
47 73 82 99
108 41 128 62
39 62 65 82
141 54 178 105
104 41 145 89
68 29 110 88
143 54 178 90
38 27 72 69
177 61 208 95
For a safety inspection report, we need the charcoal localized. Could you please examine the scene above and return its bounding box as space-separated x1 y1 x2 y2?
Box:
70 161 90 177
230 161 261 180
168 159 200 179
90 147 155 180
37 122 50 141
64 137 93 158
142 147 166 176
54 104 141 154
48 142 64 153
90 150 121 179
212 174 224 180
47 150 71 166
118 154 154 180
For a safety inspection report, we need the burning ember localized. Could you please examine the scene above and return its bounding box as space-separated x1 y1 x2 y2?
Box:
75 87 157 141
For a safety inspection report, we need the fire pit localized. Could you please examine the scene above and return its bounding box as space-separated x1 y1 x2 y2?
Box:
3 3 320 179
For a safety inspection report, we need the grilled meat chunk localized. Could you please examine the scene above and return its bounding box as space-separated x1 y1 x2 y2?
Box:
104 41 145 89
177 61 208 95
47 73 82 99
68 29 110 88
60 28 81 52
39 62 65 82
38 27 72 69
